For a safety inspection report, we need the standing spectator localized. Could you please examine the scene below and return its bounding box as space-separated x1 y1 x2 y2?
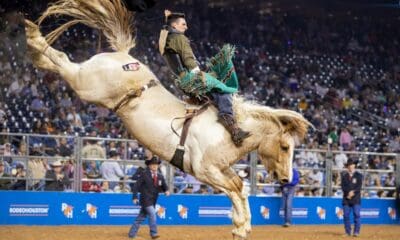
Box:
308 169 324 196
44 160 70 191
0 160 11 189
341 159 363 237
26 144 47 190
81 130 106 161
81 130 106 175
339 127 353 151
334 146 348 170
99 149 125 189
281 168 299 227
128 157 170 239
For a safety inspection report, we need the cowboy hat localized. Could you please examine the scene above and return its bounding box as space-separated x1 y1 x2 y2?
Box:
237 169 248 178
345 159 358 167
145 156 161 165
51 160 63 167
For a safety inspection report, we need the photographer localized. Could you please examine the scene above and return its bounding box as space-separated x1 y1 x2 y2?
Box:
9 163 26 190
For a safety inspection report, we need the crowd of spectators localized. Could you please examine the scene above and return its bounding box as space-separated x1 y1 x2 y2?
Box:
0 1 398 196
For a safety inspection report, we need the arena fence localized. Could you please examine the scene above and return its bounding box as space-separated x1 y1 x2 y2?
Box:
0 133 400 198
0 132 399 197
1 132 399 225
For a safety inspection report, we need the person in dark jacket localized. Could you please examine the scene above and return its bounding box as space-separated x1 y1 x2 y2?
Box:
128 157 170 239
44 160 70 191
341 159 363 237
281 168 299 227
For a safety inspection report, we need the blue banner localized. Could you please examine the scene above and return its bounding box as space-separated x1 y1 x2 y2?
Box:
0 191 398 225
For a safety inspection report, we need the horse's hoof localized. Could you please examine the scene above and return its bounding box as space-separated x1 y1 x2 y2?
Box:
232 231 247 240
232 233 246 240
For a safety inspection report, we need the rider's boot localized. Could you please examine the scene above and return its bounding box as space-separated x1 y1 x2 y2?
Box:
218 113 250 146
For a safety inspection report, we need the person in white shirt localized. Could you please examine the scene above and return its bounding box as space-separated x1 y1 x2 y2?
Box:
100 149 125 189
334 146 348 169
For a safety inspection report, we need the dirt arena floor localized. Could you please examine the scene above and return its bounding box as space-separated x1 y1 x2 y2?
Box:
1 225 399 240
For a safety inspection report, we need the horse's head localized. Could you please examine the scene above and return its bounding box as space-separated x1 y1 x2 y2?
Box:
258 130 295 184
257 113 311 184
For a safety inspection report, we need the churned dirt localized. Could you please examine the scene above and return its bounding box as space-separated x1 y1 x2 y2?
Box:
0 225 399 240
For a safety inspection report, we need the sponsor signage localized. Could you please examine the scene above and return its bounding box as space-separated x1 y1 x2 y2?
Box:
198 207 232 218
109 205 140 217
0 192 398 225
9 204 49 217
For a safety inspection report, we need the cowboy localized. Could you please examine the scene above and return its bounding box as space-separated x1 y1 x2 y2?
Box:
159 10 250 146
128 156 170 239
44 160 70 191
341 159 363 237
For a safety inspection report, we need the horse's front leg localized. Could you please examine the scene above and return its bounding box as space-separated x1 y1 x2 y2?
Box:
197 167 248 239
242 192 252 234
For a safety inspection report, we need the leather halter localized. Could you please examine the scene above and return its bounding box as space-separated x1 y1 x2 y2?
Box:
112 79 157 112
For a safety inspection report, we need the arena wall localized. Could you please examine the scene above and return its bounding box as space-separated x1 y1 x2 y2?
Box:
0 191 398 225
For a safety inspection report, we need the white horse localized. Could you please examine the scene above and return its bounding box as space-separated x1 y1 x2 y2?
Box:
24 0 311 238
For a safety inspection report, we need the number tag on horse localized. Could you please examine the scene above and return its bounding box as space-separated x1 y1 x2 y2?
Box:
122 62 140 71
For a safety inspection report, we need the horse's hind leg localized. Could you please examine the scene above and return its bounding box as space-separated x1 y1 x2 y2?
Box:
198 167 248 240
24 20 79 83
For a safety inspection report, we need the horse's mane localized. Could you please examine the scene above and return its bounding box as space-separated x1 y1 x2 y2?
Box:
233 96 312 140
37 0 135 53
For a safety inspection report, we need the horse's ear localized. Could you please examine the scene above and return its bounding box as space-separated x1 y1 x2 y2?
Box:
278 116 308 142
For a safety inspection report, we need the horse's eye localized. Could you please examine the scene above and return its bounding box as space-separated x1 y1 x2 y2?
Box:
281 146 289 152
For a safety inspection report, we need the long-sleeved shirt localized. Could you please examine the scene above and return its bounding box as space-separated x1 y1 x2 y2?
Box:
100 161 124 182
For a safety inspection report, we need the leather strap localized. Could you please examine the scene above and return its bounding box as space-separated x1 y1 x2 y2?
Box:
113 79 157 112
171 102 210 147
169 102 209 171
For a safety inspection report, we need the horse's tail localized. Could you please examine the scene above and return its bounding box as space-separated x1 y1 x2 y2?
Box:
37 0 135 53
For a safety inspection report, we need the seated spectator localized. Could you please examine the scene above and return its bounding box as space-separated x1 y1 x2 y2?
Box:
182 173 201 193
1 142 13 171
100 149 125 189
0 160 11 189
262 177 276 195
44 160 70 191
9 163 26 190
82 179 102 192
101 180 114 193
182 184 194 194
195 184 210 194
85 160 101 179
113 177 131 193
57 137 73 157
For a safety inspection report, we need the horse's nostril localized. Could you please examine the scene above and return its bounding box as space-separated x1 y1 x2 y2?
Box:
281 179 289 184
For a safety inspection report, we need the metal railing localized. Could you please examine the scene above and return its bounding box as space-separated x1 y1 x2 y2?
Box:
0 132 399 198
